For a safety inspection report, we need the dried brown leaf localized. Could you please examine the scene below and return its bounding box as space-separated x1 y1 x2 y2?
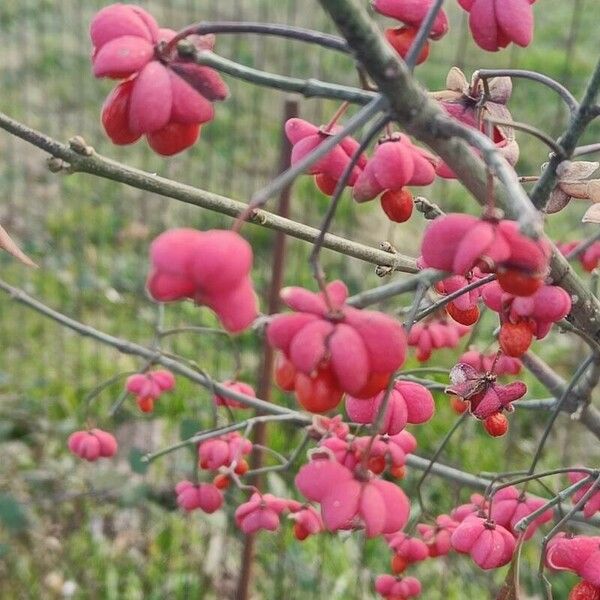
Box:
446 67 468 93
487 76 512 104
546 189 571 214
586 180 600 203
582 204 600 223
0 224 37 268
495 554 521 600
559 181 592 199
558 160 599 180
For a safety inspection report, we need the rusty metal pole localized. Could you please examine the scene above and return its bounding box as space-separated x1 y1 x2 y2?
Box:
236 98 298 600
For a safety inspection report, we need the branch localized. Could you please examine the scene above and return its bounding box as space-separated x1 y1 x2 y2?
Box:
177 21 350 53
347 268 445 308
405 455 599 528
177 45 373 105
530 57 600 210
317 0 600 345
247 95 388 208
473 69 579 114
318 0 542 237
0 112 417 274
2 278 599 530
521 352 567 399
0 278 302 416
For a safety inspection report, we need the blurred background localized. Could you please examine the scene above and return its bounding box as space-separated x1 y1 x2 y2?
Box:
1 1 600 598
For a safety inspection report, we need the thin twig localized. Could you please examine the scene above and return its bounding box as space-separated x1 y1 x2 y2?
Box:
178 21 350 53
538 474 600 599
565 229 600 260
527 354 596 474
347 268 445 308
404 0 445 70
178 47 373 105
415 412 469 516
415 274 495 322
0 112 417 274
573 141 600 156
144 413 306 463
247 95 387 210
473 69 579 114
483 117 566 158
309 113 390 283
530 57 600 210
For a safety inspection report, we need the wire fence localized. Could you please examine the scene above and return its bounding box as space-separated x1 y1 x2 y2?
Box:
1 1 599 598
1 0 598 396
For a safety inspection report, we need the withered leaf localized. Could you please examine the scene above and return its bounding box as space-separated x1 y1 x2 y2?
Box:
0 224 37 268
582 203 600 224
495 553 521 600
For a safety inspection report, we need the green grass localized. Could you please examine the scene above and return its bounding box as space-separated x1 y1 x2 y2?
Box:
1 0 600 598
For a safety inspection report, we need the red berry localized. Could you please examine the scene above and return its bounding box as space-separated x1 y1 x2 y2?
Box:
315 173 338 196
581 256 599 273
293 521 310 541
496 268 543 297
137 396 154 413
368 455 386 475
294 366 343 413
213 474 230 490
569 582 600 600
234 459 249 476
499 322 533 357
391 554 408 574
101 80 141 145
146 122 200 156
384 27 430 65
483 413 508 437
446 302 480 326
274 354 296 391
390 466 406 479
451 397 468 414
380 188 414 223
390 465 406 479
353 371 390 399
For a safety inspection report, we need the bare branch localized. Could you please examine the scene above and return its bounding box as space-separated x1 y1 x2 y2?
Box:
177 21 350 53
530 57 600 210
404 0 445 70
177 44 373 104
473 69 579 114
318 0 542 237
0 111 417 274
247 95 388 208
